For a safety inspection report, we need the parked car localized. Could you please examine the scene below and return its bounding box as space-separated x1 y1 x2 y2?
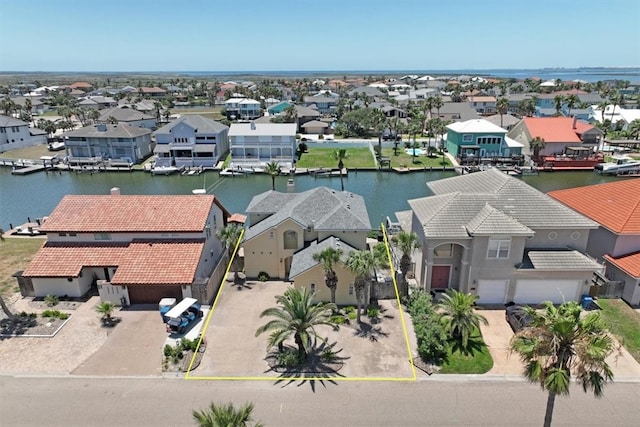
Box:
505 304 533 332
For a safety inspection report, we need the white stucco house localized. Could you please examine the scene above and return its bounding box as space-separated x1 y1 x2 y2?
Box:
228 122 297 169
0 115 48 153
64 123 153 164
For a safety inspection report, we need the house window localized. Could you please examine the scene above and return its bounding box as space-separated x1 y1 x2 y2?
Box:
487 238 510 259
462 134 473 142
69 232 77 236
348 284 354 295
310 283 316 293
94 233 112 241
58 233 67 237
269 230 275 239
283 230 298 250
434 244 453 257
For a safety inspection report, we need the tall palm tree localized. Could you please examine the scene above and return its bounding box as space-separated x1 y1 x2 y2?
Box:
312 246 343 304
496 97 509 128
390 231 420 296
345 250 375 323
529 136 546 159
370 108 387 160
265 161 280 191
510 301 614 427
432 96 443 121
609 92 621 124
565 94 579 117
192 402 264 427
553 95 565 116
627 118 640 140
332 149 348 191
438 290 487 349
216 223 244 282
255 287 336 360
283 105 298 124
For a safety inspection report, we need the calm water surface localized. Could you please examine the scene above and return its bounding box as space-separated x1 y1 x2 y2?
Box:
0 167 623 230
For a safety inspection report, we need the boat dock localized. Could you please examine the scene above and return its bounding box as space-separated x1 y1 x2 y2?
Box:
11 164 47 175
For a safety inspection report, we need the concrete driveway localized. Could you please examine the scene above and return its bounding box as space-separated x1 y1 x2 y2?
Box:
196 280 414 379
73 306 167 376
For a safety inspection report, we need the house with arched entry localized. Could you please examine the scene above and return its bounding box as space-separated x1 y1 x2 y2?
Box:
395 169 602 305
242 187 371 305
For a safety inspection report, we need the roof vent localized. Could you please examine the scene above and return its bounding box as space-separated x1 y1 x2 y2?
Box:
96 123 107 132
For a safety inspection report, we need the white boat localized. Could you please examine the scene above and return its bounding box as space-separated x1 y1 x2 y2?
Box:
151 166 181 175
220 168 251 176
594 156 640 175
48 141 65 151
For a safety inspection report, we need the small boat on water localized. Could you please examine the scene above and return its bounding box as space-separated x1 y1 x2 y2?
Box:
594 155 640 175
151 166 181 175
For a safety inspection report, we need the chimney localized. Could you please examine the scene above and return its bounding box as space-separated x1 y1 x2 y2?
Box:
250 121 256 130
110 187 121 196
572 116 577 129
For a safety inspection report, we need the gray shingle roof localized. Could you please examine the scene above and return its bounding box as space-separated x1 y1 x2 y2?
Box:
525 250 601 270
244 187 371 241
0 114 28 127
65 123 151 138
99 107 154 122
288 236 357 279
154 114 228 135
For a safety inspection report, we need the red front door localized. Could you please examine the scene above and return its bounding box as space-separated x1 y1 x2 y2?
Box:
431 265 451 289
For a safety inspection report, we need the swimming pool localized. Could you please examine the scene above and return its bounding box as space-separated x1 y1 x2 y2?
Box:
404 148 425 156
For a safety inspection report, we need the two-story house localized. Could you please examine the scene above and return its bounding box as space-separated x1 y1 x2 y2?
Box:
467 96 497 115
224 98 262 120
64 123 153 165
395 169 601 305
19 189 233 305
445 118 523 163
228 122 297 169
153 115 229 168
549 180 640 306
243 187 372 305
303 95 338 115
0 115 47 153
507 117 603 157
98 107 157 129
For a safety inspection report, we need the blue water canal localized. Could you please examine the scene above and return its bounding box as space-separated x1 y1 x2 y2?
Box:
0 166 621 231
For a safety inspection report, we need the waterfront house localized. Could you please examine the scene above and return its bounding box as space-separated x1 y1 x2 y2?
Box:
224 98 262 120
98 107 157 129
243 187 372 305
153 115 229 168
19 189 232 305
228 122 297 169
64 123 153 165
467 96 497 115
444 118 523 163
549 180 640 306
507 117 603 157
394 168 601 305
0 115 47 153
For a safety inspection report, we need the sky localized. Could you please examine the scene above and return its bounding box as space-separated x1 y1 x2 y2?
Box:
1 0 639 72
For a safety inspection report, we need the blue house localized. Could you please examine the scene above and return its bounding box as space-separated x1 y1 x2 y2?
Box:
445 119 523 162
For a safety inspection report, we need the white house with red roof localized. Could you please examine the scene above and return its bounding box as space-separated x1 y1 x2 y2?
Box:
20 189 234 305
549 180 640 306
507 117 603 157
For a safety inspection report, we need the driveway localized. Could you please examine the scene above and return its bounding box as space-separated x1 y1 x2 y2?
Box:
196 280 414 379
73 306 167 376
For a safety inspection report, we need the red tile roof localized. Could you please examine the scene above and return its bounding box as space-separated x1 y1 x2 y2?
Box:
522 117 597 143
228 213 247 224
40 195 216 233
604 252 640 278
548 180 640 234
23 240 204 285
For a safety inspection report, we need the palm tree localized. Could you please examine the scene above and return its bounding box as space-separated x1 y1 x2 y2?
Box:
432 96 443 121
553 95 565 116
609 92 621 124
390 231 420 295
283 105 297 124
510 301 615 427
529 136 546 159
566 94 579 117
345 250 375 323
496 97 509 128
312 246 343 304
438 290 487 349
95 301 115 322
332 149 348 191
216 223 244 282
88 109 99 124
192 402 264 427
370 108 387 160
627 118 640 140
265 161 280 191
255 287 337 360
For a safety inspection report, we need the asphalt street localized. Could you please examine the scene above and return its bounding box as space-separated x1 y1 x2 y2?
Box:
1 375 639 426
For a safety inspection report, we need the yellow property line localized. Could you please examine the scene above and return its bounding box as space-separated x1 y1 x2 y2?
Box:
186 224 417 381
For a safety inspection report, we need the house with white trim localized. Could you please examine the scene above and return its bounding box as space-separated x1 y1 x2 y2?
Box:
0 115 47 153
228 122 297 169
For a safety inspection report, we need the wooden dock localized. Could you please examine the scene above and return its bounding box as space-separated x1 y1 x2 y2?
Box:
11 164 46 175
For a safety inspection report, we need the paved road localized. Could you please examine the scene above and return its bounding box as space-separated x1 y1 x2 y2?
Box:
1 376 638 426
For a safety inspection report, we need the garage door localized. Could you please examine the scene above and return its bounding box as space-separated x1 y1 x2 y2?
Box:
477 279 508 304
127 285 183 304
514 280 581 305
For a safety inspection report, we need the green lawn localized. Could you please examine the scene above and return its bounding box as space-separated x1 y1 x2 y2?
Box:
598 299 640 363
296 147 375 169
0 238 44 298
380 148 452 169
438 334 494 374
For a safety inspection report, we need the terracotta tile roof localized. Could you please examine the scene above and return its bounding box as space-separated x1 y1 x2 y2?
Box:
40 195 216 233
23 240 204 285
548 180 640 234
522 117 597 143
604 252 640 278
138 87 166 93
228 213 247 224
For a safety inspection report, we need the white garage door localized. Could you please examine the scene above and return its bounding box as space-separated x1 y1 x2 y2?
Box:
514 280 581 305
477 279 508 304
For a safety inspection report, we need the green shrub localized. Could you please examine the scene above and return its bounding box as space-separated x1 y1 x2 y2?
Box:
41 309 69 320
257 271 270 282
322 347 337 362
347 311 357 320
406 289 448 364
277 348 303 368
164 344 175 357
44 294 59 307
318 134 324 140
344 306 356 313
330 315 346 325
180 338 199 352
367 307 380 319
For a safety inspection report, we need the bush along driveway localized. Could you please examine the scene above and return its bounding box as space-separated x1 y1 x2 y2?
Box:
406 289 493 375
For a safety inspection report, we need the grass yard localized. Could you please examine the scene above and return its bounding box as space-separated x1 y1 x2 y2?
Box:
598 299 640 363
0 144 53 160
0 238 44 298
438 334 494 374
296 147 375 169
380 148 452 169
